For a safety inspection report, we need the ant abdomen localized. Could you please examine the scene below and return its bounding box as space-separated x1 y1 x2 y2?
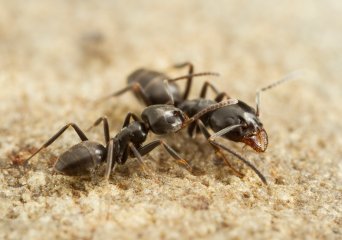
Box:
54 141 106 176
127 68 167 86
100 63 218 107
127 68 182 105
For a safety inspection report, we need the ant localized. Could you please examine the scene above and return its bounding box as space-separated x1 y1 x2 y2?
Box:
172 71 301 184
23 99 237 180
98 62 219 106
101 61 299 184
176 71 300 150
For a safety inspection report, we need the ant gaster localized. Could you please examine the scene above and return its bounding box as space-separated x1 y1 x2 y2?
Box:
98 62 219 106
23 99 237 180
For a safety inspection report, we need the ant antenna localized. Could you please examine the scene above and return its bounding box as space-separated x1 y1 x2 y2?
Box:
256 70 303 117
167 72 220 82
183 99 238 127
211 140 267 184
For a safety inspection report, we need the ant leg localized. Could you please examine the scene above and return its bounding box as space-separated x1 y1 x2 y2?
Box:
214 93 230 102
166 71 220 103
24 123 88 166
97 82 152 106
104 139 116 180
137 140 192 172
199 81 231 101
186 123 201 139
128 143 149 174
187 122 197 138
87 116 110 144
200 81 219 98
197 121 267 184
210 141 267 184
195 120 244 178
173 62 194 100
122 112 141 128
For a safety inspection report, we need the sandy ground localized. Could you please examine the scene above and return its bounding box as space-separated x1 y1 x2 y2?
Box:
0 0 341 239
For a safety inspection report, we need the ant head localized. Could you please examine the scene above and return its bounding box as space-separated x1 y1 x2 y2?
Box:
237 101 268 152
141 105 188 135
240 102 268 152
211 101 268 152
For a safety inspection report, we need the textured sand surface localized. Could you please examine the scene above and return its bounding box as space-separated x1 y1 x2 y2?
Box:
1 1 341 239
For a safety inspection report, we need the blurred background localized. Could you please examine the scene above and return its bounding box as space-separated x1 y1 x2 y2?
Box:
1 0 341 158
1 1 341 126
0 1 341 239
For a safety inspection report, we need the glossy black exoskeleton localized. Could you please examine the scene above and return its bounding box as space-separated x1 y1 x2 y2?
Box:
99 62 219 106
178 72 299 152
175 72 299 184
23 100 237 180
178 86 268 153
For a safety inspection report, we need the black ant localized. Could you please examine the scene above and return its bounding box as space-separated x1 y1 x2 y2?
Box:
98 62 219 106
176 72 300 150
101 61 299 184
23 100 237 180
172 71 301 184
